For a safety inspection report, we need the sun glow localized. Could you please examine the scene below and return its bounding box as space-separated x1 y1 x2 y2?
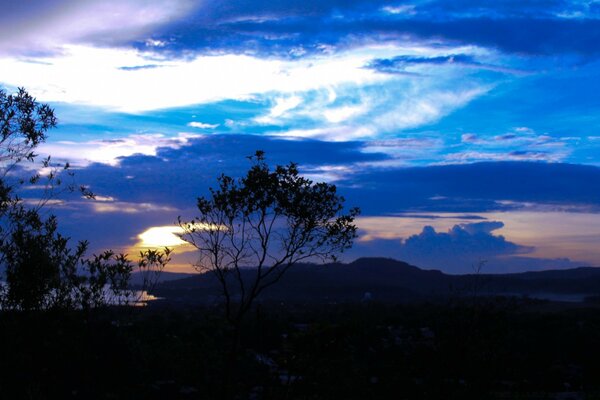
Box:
136 223 226 249
137 226 188 248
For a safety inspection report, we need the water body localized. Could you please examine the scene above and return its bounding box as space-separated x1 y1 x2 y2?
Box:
0 282 158 309
499 292 588 303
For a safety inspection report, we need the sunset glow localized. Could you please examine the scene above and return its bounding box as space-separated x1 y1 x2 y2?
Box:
137 226 187 248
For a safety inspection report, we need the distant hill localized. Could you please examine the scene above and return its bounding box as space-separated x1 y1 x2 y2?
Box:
151 258 600 304
130 271 195 286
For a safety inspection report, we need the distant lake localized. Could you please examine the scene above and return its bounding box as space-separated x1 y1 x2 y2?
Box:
0 282 158 309
496 292 587 303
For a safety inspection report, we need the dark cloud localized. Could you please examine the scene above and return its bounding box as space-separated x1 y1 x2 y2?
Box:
74 136 600 216
399 222 531 262
392 214 486 220
419 18 600 57
342 161 600 214
459 221 504 234
64 137 600 263
351 220 527 272
495 133 518 141
3 0 599 60
75 134 390 207
367 54 481 73
411 0 575 19
367 54 527 75
349 221 584 273
129 0 600 59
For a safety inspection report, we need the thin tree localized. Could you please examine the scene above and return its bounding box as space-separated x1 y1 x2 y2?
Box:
178 151 358 394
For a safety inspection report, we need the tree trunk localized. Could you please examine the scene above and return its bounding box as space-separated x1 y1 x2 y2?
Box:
222 319 242 400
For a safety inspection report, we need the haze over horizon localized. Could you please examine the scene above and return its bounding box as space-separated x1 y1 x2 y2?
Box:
2 0 600 273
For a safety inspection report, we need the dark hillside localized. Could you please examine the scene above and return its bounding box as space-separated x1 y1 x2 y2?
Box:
152 258 600 304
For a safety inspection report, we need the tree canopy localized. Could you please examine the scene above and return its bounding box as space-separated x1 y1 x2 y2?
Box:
0 87 169 311
179 151 359 323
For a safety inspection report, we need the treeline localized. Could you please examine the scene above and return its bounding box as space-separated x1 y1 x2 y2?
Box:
1 300 600 399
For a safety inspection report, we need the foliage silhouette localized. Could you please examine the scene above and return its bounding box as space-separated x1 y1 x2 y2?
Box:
179 151 359 322
178 150 358 396
0 87 170 311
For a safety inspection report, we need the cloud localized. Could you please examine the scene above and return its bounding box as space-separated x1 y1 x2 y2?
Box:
4 0 600 66
251 76 489 140
254 95 303 124
461 133 480 143
367 54 526 75
352 221 537 273
27 138 600 272
443 150 566 163
459 221 505 234
350 217 588 273
403 221 530 254
373 87 489 133
447 127 571 164
0 0 195 56
120 0 600 60
39 132 203 165
69 134 390 207
91 201 177 214
187 122 219 129
0 44 391 112
340 161 600 214
59 135 600 217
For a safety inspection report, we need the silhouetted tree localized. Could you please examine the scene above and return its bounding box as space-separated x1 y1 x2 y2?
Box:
179 151 358 394
1 202 171 310
0 87 170 311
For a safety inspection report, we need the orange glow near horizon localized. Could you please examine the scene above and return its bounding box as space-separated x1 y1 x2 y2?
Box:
128 224 225 274
124 212 600 274
357 211 600 267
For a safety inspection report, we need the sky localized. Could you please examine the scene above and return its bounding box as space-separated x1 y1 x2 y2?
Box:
2 0 600 273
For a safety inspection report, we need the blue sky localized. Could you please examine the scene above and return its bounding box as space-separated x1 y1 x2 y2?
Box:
2 0 600 273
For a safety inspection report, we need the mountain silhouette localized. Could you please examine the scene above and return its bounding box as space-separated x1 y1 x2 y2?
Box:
151 258 600 304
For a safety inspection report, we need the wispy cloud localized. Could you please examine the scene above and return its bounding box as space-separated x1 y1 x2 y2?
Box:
92 201 177 214
187 121 219 129
39 132 202 166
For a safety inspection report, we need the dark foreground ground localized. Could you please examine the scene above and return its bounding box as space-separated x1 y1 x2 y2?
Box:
1 298 600 399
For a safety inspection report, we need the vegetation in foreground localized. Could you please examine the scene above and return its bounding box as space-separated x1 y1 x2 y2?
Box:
1 299 600 399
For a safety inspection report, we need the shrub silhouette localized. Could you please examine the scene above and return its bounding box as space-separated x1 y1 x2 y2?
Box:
0 87 169 311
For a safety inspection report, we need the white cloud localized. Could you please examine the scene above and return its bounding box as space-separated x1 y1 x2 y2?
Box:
255 95 303 124
39 132 203 166
381 5 417 15
0 41 494 115
0 44 392 112
442 150 567 163
0 0 195 56
187 122 220 129
271 125 376 141
373 87 489 133
323 104 369 123
515 126 534 133
93 195 116 202
300 165 354 183
266 85 488 141
92 202 177 214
